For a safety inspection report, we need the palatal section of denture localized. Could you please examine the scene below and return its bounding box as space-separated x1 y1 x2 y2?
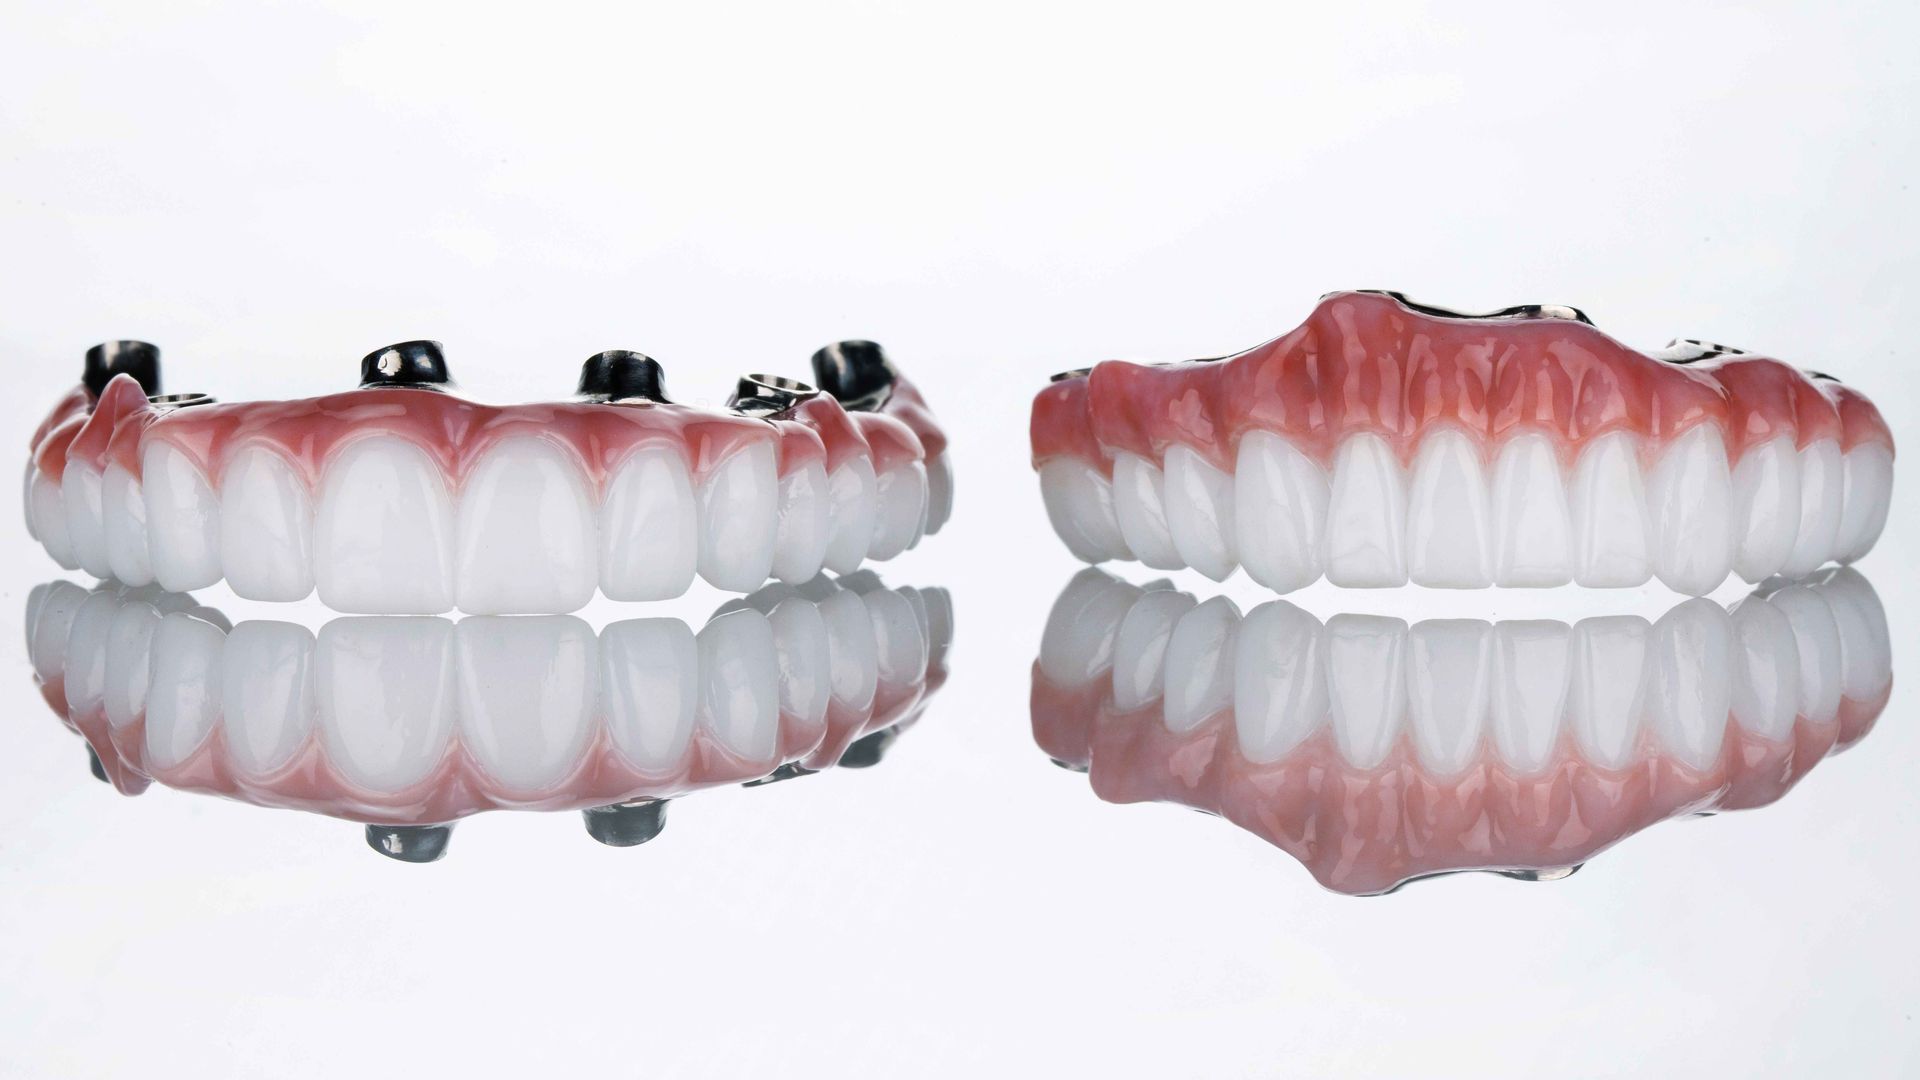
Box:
28 573 952 825
1031 565 1890 894
1032 292 1894 595
26 341 950 614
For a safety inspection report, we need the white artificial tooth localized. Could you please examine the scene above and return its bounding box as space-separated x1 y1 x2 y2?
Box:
1162 444 1237 581
864 586 930 690
1235 431 1329 592
22 462 37 542
1110 589 1197 712
1489 621 1570 774
62 590 120 715
455 436 597 614
600 618 698 772
1568 616 1649 769
1232 600 1328 764
1037 570 1141 687
600 447 698 602
1325 432 1408 587
1325 614 1408 770
1490 434 1573 587
1110 452 1184 570
455 616 597 794
1779 439 1842 579
824 457 881 575
1729 435 1800 584
697 608 780 764
1726 597 1799 742
1407 619 1491 776
1037 457 1128 565
316 617 456 792
219 621 316 777
62 463 111 579
768 597 832 726
924 451 955 535
142 440 222 593
1406 428 1493 588
219 445 315 602
32 470 78 570
102 463 154 587
773 460 833 584
1160 596 1239 734
1648 425 1733 595
28 580 87 681
1648 599 1733 769
1834 444 1893 563
1570 432 1652 587
314 437 456 614
820 587 880 713
920 586 955 670
103 599 162 731
1816 568 1892 703
144 612 225 770
698 442 779 592
1764 583 1842 727
869 462 929 562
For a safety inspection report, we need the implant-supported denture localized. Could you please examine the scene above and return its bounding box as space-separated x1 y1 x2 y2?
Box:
1032 292 1893 594
1031 566 1890 894
26 339 951 614
28 572 952 858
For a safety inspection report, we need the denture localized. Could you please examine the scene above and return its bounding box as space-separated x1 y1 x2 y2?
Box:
27 338 952 614
27 572 952 860
1032 566 1889 894
1032 292 1893 593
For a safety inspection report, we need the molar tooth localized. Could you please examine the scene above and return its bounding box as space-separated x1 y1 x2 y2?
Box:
1160 596 1239 733
1325 433 1408 587
219 621 316 777
102 463 154 586
142 440 222 593
1764 582 1842 727
455 436 597 614
768 597 832 727
1647 599 1733 769
1407 619 1490 776
698 442 779 592
1816 568 1892 703
697 609 780 764
1325 614 1407 770
1568 616 1650 769
1727 597 1799 742
455 616 598 794
1728 435 1800 584
1162 445 1237 581
31 470 78 570
1234 431 1328 592
1406 429 1492 588
314 437 456 614
144 612 225 771
1648 425 1733 595
1037 570 1141 687
1037 458 1128 564
62 463 111 579
1490 434 1572 587
1110 452 1183 570
1232 600 1327 764
600 447 697 602
773 460 833 584
600 618 698 772
103 599 162 730
1779 439 1842 579
219 445 315 602
1489 621 1570 775
824 458 881 575
869 461 928 562
1110 589 1196 712
1570 432 1652 587
316 617 456 792
1834 444 1893 563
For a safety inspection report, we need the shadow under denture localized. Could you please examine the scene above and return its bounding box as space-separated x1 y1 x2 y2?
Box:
1031 565 1892 896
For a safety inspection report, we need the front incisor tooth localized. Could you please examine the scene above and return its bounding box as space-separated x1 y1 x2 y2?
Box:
219 620 317 778
1489 621 1570 774
314 437 457 614
142 440 223 593
1729 435 1800 584
1234 431 1328 592
1567 615 1649 769
1325 433 1408 587
1490 434 1572 587
1779 439 1842 579
316 616 457 792
220 445 316 602
697 608 780 764
1232 600 1328 764
600 618 698 772
1648 598 1732 769
1037 458 1128 565
1834 444 1893 563
1162 445 1237 582
1406 428 1492 588
455 616 598 794
600 448 698 602
697 441 779 592
1647 425 1733 595
1324 614 1407 770
1407 619 1490 776
1570 432 1652 588
455 436 598 614
1110 452 1183 570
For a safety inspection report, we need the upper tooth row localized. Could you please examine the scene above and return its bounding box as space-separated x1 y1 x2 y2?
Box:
1040 427 1893 593
29 578 952 799
1038 566 1889 776
29 436 949 613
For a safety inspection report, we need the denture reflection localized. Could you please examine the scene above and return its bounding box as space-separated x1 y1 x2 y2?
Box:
28 573 952 861
1032 568 1889 895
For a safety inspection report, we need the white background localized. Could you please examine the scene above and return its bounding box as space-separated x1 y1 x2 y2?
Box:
2 2 1915 1077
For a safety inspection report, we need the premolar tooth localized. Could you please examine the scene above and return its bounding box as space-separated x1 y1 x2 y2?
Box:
600 618 698 772
1570 432 1652 587
1325 614 1407 770
62 463 111 579
1727 596 1799 742
142 440 222 593
1037 569 1140 687
1110 589 1196 712
144 612 225 770
219 445 315 602
455 436 598 614
102 463 154 586
824 457 881 575
773 460 833 584
1325 433 1408 587
1161 596 1239 733
1235 431 1328 592
1489 621 1570 775
314 437 456 614
1490 434 1572 587
31 470 78 570
698 442 779 592
697 609 780 764
1232 600 1327 764
1816 568 1892 703
869 462 928 561
1728 435 1799 584
1834 444 1893 563
1162 445 1237 581
1568 615 1650 769
219 621 316 777
316 617 456 792
1648 599 1732 769
1764 582 1842 726
600 447 697 601
768 597 832 727
1407 619 1490 776
1406 428 1492 588
1110 452 1183 570
455 616 597 794
1779 439 1842 579
1647 425 1733 595
1037 458 1127 564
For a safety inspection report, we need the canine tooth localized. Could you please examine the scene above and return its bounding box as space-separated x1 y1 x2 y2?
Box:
1235 431 1328 592
62 463 111 579
145 612 224 770
1162 445 1237 581
773 460 833 584
1727 597 1799 742
1490 621 1570 774
1232 600 1327 764
600 618 698 772
220 621 316 777
31 470 78 570
1406 429 1493 588
1407 620 1490 776
698 442 779 592
820 587 880 712
1834 444 1893 563
1111 589 1196 711
1038 458 1128 564
314 437 456 614
1110 452 1183 570
1648 425 1733 594
455 616 598 793
1817 568 1892 702
1729 435 1800 583
455 436 598 614
1325 614 1407 770
824 458 881 575
768 597 832 726
1491 434 1573 587
142 440 222 593
103 599 162 730
1779 439 1842 579
1568 615 1650 769
697 609 780 764
1570 432 1652 587
316 617 456 792
1648 599 1732 769
62 590 120 715
102 463 154 586
864 585 930 689
1161 596 1239 733
600 447 698 602
220 445 315 602
1325 433 1408 587
1037 570 1140 687
1764 582 1842 727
